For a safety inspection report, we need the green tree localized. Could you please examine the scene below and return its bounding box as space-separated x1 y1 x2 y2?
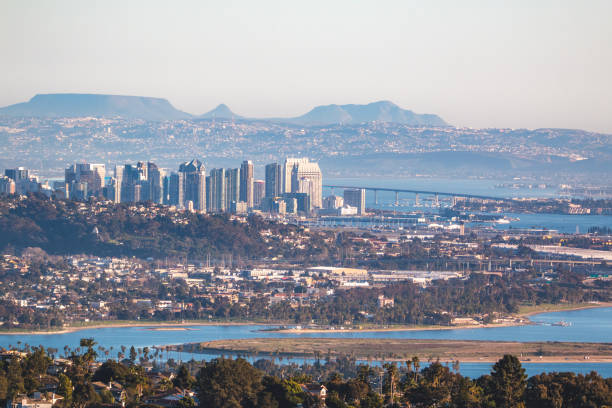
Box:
99 388 115 404
57 373 73 404
129 346 137 363
173 364 196 390
79 338 98 363
490 355 527 408
0 375 8 401
177 396 197 408
196 357 262 408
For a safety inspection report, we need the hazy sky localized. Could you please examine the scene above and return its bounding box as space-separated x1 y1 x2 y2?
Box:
1 0 611 132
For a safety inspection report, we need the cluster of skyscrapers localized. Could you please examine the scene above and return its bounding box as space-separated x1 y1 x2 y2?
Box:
0 167 50 196
1 158 369 216
58 158 324 214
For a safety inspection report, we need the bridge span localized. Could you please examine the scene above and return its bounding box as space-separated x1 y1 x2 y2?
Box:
323 184 512 204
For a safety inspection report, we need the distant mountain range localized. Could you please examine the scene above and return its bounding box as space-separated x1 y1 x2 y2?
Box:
286 101 447 126
0 94 447 126
0 94 192 121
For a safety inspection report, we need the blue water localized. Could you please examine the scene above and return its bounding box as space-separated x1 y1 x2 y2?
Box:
475 213 612 234
324 177 612 233
325 177 560 200
3 308 612 377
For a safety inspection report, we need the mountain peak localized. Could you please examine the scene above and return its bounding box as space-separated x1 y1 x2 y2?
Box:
200 104 241 119
289 101 447 126
0 93 191 121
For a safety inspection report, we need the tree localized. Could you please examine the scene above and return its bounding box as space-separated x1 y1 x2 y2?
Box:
406 361 454 407
173 364 196 390
382 363 400 404
57 373 73 404
260 376 305 408
129 346 137 363
196 357 263 408
93 360 130 383
0 375 8 401
490 355 527 408
79 338 97 363
177 396 197 408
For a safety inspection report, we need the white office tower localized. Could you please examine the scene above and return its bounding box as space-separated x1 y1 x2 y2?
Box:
291 161 323 209
209 168 226 212
113 165 124 203
283 157 310 193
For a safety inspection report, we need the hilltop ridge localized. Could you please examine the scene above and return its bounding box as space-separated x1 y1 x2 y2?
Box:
0 94 446 126
0 93 192 121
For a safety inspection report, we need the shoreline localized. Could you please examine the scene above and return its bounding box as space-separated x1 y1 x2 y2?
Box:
1 302 610 336
0 320 264 336
271 302 612 334
179 338 612 365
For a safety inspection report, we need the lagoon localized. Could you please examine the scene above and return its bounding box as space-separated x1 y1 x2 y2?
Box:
2 307 612 378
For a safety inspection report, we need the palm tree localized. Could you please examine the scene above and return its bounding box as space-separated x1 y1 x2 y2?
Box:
411 356 420 382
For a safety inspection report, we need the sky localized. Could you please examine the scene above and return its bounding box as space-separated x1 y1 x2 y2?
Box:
1 0 611 133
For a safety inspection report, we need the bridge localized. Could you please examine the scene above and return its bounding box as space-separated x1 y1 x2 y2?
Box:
323 184 511 205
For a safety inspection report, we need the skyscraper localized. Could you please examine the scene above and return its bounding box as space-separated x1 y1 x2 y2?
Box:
291 161 323 208
0 176 15 195
113 165 124 203
64 163 105 199
283 157 309 193
265 163 282 198
179 159 206 211
224 168 240 210
344 188 366 215
209 168 226 212
253 180 265 207
5 167 29 182
239 160 254 208
147 162 163 204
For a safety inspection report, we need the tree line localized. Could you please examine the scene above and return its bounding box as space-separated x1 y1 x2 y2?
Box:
1 342 611 407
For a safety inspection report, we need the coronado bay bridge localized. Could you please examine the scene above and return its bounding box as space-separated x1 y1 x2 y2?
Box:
322 184 512 206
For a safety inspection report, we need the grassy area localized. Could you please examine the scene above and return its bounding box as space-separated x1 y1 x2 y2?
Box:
183 338 612 363
517 302 611 316
0 319 273 334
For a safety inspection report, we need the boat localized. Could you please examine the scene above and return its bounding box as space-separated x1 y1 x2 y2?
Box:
552 320 572 327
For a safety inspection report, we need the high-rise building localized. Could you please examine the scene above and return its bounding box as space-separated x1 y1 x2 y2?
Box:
239 160 254 208
253 180 265 207
344 188 366 215
64 163 105 199
323 195 344 209
6 167 40 195
5 167 29 182
291 161 322 208
113 165 124 203
205 175 212 211
265 163 282 198
282 192 310 213
224 168 240 211
209 168 226 212
179 159 206 211
0 176 16 194
283 157 309 193
147 162 163 204
119 163 144 202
